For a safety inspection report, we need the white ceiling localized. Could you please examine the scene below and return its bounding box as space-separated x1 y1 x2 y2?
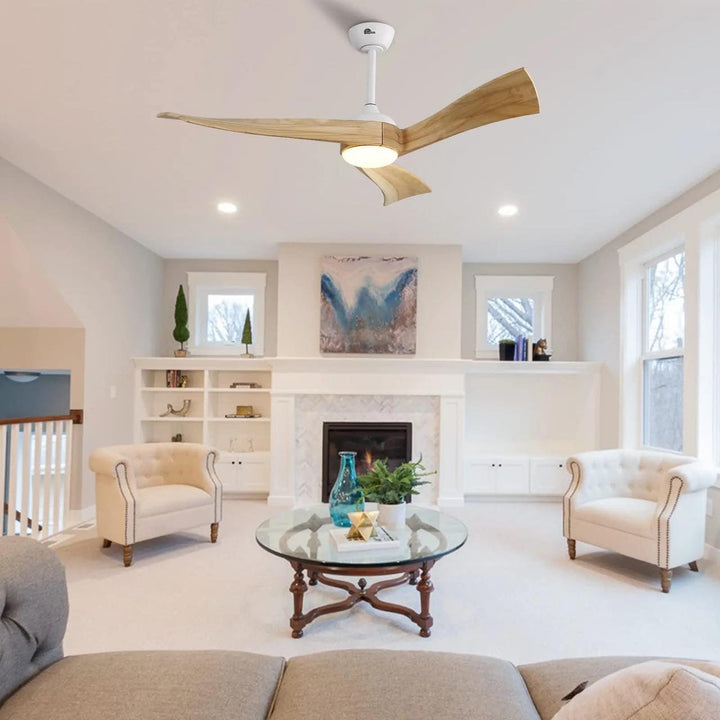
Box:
1 1 719 263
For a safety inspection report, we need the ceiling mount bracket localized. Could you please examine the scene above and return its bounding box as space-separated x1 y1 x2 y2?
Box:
347 22 395 54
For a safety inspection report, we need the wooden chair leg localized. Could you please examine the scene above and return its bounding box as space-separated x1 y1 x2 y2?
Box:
211 522 219 543
102 539 112 548
660 568 672 593
567 539 576 560
689 561 699 572
123 545 133 567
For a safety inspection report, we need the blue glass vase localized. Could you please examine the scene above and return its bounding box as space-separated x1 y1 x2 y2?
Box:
329 451 364 527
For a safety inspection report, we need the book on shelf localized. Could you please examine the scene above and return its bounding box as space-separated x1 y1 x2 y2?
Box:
230 382 261 388
329 526 400 552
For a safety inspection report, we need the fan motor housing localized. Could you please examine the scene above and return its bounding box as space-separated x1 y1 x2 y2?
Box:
348 22 395 53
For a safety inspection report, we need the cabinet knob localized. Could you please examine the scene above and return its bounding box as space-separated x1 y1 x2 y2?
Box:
491 463 495 467
238 461 242 465
498 464 502 467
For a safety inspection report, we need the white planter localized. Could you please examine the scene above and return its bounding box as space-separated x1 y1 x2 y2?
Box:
377 502 406 530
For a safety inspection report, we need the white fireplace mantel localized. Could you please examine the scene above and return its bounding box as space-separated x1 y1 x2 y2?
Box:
268 359 466 508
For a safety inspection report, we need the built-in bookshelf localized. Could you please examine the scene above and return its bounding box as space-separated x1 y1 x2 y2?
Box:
133 358 272 496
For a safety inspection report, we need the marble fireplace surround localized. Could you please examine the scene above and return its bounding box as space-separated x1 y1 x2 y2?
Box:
268 359 466 507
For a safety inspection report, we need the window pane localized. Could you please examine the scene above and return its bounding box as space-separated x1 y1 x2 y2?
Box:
643 357 683 451
646 251 685 352
207 294 253 343
487 297 534 344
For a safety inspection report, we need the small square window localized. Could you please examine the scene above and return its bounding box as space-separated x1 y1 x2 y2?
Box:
487 297 535 344
187 272 266 356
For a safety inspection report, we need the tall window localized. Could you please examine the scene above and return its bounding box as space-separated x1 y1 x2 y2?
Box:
474 276 553 358
642 250 685 451
187 272 266 356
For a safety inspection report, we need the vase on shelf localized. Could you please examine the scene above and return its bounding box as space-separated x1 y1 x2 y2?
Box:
329 451 364 527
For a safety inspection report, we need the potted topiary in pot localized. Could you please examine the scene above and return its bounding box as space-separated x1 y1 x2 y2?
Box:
357 456 435 530
173 285 190 357
498 338 516 361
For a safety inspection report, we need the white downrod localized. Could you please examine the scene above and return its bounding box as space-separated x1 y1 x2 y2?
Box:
365 46 378 107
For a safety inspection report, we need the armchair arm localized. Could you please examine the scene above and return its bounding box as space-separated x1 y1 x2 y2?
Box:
661 462 718 496
89 447 137 486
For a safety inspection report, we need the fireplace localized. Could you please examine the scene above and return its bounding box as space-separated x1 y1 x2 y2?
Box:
322 422 412 502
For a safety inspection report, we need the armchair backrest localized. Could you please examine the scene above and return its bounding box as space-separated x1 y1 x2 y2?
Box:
89 443 217 489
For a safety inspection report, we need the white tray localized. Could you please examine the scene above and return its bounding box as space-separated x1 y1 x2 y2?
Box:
329 527 400 552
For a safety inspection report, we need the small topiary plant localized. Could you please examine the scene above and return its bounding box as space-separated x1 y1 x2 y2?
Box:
173 285 190 355
241 308 253 356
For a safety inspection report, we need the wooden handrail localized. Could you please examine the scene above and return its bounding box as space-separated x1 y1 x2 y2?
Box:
0 409 83 426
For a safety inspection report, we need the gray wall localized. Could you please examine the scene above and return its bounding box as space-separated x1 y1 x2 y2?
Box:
0 155 164 509
461 263 578 360
0 373 70 420
162 259 278 357
578 168 720 549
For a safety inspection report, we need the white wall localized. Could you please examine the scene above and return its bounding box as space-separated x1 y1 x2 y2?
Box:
0 156 163 509
277 243 463 358
162 259 278 357
461 263 578 360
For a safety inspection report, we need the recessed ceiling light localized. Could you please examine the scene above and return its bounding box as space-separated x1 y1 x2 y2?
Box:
217 201 238 214
498 204 519 217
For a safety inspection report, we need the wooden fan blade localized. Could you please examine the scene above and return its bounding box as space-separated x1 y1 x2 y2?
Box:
399 68 539 156
157 113 382 145
358 164 431 206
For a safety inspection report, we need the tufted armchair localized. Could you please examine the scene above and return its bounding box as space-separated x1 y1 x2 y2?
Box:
89 443 222 566
563 449 717 592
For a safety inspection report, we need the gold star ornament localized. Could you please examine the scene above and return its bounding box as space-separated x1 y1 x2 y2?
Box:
346 511 379 541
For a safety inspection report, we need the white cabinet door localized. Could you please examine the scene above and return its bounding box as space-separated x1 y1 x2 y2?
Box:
465 459 496 493
215 456 243 493
236 453 270 493
530 458 569 495
495 457 530 494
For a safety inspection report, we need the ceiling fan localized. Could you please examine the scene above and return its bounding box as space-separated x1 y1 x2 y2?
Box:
158 22 539 206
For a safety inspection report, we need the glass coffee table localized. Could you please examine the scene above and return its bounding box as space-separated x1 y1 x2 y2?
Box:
255 504 467 638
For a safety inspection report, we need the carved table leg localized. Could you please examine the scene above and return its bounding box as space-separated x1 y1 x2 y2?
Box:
689 561 699 572
102 539 112 548
567 539 576 559
660 568 672 593
289 564 308 638
123 545 133 567
416 562 435 637
210 522 219 543
408 569 420 585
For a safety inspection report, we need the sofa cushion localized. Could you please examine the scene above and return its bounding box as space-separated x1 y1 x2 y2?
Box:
268 649 541 720
136 484 212 518
518 657 654 720
552 660 720 719
572 497 657 538
0 650 284 720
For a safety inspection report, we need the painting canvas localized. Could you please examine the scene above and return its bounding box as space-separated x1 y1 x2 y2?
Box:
320 256 418 354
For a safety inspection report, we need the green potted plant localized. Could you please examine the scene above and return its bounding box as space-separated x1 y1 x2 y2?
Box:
173 285 190 357
498 338 516 361
357 456 435 529
241 308 254 357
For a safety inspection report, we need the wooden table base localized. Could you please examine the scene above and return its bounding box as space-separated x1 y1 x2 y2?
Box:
288 559 435 638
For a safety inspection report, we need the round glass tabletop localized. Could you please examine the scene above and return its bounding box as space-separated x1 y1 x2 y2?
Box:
255 504 468 569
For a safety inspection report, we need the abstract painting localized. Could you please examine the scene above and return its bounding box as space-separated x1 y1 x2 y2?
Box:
320 256 418 354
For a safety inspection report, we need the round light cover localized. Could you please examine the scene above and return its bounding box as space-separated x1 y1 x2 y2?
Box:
217 201 238 214
341 145 398 169
498 204 519 217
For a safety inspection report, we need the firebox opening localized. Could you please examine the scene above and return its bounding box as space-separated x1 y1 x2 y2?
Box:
322 422 412 503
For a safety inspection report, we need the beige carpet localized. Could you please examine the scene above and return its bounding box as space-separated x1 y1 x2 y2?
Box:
54 500 720 664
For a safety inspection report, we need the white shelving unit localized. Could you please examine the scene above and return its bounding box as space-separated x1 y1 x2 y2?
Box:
133 358 272 496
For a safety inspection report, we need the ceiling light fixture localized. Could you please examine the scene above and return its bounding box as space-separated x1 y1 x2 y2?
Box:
498 204 519 217
3 371 41 384
341 145 398 169
217 201 238 214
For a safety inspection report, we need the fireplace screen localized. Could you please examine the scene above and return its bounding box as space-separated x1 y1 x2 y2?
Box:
322 422 412 503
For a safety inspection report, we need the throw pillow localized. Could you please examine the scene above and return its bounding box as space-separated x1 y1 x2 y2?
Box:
552 661 720 720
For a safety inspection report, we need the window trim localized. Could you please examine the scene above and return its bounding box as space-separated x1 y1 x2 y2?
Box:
474 275 554 359
187 272 266 356
619 234 685 450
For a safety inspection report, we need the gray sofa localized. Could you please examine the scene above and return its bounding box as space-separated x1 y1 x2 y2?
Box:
0 537 703 719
